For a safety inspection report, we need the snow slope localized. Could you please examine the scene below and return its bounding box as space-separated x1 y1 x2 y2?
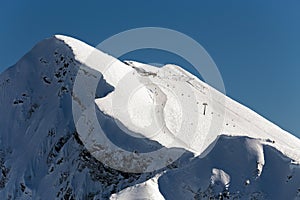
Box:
57 35 300 161
0 35 299 199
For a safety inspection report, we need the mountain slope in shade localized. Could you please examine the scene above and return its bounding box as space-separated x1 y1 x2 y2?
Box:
0 35 299 199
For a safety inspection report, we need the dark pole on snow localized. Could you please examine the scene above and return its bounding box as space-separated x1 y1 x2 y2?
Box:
203 103 208 115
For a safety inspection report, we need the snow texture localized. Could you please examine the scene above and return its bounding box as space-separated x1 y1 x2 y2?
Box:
0 35 299 199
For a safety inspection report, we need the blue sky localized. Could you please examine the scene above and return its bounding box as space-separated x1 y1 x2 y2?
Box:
1 1 300 137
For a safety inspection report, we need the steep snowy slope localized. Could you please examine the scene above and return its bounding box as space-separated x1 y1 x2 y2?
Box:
56 35 300 162
112 136 300 199
0 36 160 199
0 35 300 199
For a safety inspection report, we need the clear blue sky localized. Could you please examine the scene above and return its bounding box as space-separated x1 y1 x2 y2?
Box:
1 1 299 137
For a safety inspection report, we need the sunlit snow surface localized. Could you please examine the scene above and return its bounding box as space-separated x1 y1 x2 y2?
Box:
57 35 300 160
0 35 299 199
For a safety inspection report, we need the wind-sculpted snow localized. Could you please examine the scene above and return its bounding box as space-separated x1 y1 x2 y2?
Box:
158 136 300 199
0 35 299 199
110 136 300 200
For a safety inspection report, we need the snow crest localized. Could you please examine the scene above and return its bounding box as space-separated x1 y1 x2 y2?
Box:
0 35 300 199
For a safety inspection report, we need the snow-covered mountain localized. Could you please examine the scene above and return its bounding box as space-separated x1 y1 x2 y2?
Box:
0 35 300 199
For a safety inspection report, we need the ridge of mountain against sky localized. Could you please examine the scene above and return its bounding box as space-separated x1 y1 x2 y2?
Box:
0 35 300 199
56 34 300 162
1 1 300 138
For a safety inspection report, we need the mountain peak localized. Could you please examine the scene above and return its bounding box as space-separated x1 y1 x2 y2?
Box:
54 35 100 62
1 35 300 199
